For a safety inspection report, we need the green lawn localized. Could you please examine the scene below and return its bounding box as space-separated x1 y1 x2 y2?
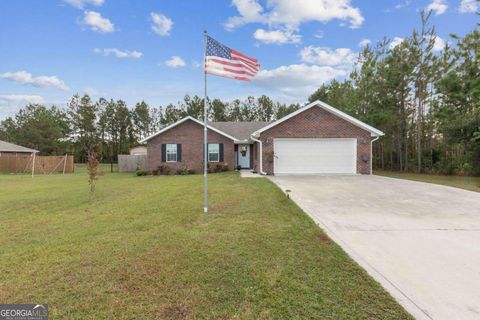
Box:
0 171 411 319
376 171 480 193
74 162 118 173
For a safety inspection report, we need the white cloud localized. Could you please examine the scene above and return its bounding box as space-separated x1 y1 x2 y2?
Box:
250 42 359 100
64 0 104 9
254 28 301 44
459 0 479 13
0 71 69 91
385 0 411 12
191 61 201 68
431 35 447 51
300 46 356 66
225 0 265 30
427 0 448 15
225 0 364 30
94 48 143 59
164 56 186 68
82 11 114 33
253 64 348 98
0 94 45 105
389 37 404 50
314 30 324 39
395 0 411 9
150 13 173 36
0 95 49 118
359 38 372 47
387 36 445 52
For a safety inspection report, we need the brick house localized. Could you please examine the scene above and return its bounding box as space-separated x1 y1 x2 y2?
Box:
141 100 384 175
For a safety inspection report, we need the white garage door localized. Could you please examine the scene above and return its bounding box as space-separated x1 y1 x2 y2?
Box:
273 138 357 174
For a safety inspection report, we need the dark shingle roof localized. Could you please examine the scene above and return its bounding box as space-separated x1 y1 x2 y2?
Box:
0 140 38 153
209 121 271 141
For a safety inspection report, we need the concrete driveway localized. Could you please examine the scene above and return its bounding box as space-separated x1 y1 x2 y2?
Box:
269 175 480 320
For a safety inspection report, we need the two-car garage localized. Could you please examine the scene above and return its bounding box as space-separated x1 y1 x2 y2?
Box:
273 138 357 175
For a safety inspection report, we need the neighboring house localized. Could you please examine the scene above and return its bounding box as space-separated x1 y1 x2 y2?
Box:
140 100 384 175
0 140 38 156
0 140 39 174
129 146 147 156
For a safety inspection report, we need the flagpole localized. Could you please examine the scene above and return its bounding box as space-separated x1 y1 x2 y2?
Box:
203 30 208 213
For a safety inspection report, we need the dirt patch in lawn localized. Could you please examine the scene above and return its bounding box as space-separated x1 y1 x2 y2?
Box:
159 303 191 320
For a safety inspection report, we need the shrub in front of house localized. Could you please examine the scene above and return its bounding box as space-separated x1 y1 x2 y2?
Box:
207 163 216 173
207 163 229 173
157 165 171 175
176 165 193 175
140 164 224 176
217 164 229 172
135 169 148 176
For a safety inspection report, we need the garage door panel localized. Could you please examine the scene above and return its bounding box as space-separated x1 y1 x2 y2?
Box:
274 139 356 174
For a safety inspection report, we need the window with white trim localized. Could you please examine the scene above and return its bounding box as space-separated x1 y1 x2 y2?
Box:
166 144 177 162
208 144 219 162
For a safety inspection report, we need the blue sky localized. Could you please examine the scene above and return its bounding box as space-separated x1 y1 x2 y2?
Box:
0 0 478 119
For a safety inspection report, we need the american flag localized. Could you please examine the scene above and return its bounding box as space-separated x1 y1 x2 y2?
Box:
205 35 260 81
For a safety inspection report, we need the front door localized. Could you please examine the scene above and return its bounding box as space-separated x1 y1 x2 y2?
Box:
238 144 250 168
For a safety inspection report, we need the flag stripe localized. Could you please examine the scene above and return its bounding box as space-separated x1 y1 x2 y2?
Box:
206 56 259 74
205 62 255 78
206 69 252 81
208 66 253 78
206 57 258 73
206 56 257 71
205 62 256 77
205 58 258 78
231 56 259 70
231 49 258 63
231 53 259 67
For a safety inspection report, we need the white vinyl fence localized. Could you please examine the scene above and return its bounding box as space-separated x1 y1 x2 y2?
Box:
118 154 147 173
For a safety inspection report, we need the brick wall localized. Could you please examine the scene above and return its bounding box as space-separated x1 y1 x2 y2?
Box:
146 119 235 173
259 106 372 175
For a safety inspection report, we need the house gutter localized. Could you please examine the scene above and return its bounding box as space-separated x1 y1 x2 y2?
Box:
370 136 380 175
250 136 267 175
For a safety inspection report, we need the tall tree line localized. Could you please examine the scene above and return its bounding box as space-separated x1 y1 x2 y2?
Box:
0 94 300 162
310 12 479 175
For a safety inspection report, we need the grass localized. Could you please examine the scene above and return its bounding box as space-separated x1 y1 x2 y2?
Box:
376 171 480 193
74 163 118 173
0 170 411 319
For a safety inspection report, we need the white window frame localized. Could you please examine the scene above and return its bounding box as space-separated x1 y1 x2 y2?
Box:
208 143 220 162
166 144 177 162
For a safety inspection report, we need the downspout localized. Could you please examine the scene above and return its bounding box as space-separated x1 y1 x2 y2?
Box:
250 136 267 175
370 136 380 175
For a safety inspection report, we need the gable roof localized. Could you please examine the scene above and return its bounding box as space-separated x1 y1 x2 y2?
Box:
140 101 384 143
209 121 271 141
0 140 39 153
140 116 239 143
252 100 385 137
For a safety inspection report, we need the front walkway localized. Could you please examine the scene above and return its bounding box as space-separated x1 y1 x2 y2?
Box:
269 175 480 320
239 170 263 178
